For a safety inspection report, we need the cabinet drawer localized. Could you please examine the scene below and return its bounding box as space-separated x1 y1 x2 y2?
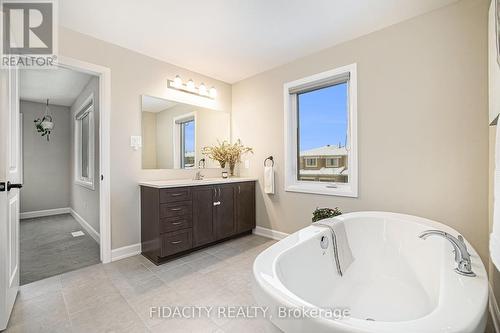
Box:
160 202 192 218
161 229 192 257
160 188 192 203
160 216 192 233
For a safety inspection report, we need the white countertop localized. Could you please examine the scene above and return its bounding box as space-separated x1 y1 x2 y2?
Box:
139 177 258 188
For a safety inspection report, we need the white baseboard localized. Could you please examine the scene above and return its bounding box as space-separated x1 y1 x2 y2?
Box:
111 243 141 262
70 209 100 244
20 207 70 220
490 283 500 333
253 226 289 241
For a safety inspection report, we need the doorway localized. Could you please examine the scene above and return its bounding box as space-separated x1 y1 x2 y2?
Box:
0 57 111 329
19 67 101 284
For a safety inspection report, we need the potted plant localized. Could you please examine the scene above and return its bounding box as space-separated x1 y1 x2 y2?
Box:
34 115 54 141
34 99 54 141
312 207 342 223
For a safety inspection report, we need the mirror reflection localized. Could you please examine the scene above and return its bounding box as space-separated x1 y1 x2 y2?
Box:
141 95 230 169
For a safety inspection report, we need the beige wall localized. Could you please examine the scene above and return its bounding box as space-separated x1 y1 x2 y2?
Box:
59 27 232 249
196 108 231 169
70 76 100 232
488 0 500 318
141 112 157 169
489 126 500 309
20 101 71 213
232 0 490 261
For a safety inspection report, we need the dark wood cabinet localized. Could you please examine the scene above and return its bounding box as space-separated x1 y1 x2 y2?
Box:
140 181 256 265
192 186 215 247
213 184 235 239
235 182 255 233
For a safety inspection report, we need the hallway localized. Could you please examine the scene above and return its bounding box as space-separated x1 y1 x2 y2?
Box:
20 214 100 285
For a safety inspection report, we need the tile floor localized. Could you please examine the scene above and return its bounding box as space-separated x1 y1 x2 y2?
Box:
20 214 100 285
6 234 281 332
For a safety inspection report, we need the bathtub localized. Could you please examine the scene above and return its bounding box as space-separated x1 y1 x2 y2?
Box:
252 212 488 333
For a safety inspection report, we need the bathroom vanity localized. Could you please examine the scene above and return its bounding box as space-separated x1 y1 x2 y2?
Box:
139 178 256 265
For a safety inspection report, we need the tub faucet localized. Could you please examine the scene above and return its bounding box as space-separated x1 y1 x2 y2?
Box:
419 230 476 277
313 222 344 277
193 171 204 180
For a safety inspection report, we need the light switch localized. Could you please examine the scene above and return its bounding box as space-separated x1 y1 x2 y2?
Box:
130 136 142 150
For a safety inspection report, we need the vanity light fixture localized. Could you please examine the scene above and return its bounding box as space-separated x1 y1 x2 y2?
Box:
199 83 207 96
209 86 217 98
173 75 182 88
186 79 195 92
167 76 217 99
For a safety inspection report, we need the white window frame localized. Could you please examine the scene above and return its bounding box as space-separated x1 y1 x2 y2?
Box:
172 112 196 169
74 94 95 190
284 64 358 197
305 158 317 167
326 157 341 168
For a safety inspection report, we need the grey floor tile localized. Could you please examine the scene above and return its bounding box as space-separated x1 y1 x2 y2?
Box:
10 233 278 333
7 291 69 330
20 214 100 285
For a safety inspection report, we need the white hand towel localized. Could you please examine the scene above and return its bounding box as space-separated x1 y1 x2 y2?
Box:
264 166 275 194
492 125 500 270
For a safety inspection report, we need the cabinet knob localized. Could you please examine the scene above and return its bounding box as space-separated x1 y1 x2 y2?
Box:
213 201 221 206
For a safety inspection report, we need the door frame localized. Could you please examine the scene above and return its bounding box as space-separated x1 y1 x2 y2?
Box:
57 56 112 263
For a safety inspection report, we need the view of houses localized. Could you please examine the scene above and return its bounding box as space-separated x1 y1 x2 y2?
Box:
299 144 348 183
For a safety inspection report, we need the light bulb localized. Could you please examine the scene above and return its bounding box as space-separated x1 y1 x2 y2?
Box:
186 79 195 92
173 75 182 88
209 87 217 98
199 83 207 96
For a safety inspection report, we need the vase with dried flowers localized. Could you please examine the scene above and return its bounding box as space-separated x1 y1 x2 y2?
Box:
226 139 253 176
202 140 229 169
202 139 253 176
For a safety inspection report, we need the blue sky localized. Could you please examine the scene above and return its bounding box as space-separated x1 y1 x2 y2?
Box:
184 120 195 153
298 83 348 152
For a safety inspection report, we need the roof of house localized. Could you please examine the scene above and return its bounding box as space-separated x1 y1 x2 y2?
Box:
299 166 348 176
300 145 348 157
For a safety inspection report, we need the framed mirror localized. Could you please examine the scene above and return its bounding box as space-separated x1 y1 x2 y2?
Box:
141 95 230 169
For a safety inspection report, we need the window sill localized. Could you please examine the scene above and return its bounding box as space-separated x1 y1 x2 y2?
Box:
285 183 357 198
75 179 95 191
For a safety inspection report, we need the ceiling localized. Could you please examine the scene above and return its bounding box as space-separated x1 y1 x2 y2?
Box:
59 0 458 83
142 95 178 112
20 67 93 107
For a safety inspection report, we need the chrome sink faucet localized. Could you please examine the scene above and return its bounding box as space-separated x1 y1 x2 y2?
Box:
193 171 204 180
419 230 476 277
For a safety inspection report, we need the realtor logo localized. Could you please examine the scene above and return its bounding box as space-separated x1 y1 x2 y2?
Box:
1 0 57 68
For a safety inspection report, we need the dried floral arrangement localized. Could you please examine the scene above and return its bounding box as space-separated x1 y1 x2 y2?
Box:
202 139 253 176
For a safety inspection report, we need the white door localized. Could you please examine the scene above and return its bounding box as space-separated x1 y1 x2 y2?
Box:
0 66 21 330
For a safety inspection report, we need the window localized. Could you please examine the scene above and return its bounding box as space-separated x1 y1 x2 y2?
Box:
180 119 195 168
74 95 95 190
305 158 317 167
326 157 341 168
284 64 357 197
173 113 196 169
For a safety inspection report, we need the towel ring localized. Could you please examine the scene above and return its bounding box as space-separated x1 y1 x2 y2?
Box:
264 156 274 167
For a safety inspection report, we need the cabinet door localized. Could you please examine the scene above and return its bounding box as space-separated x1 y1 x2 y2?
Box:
214 184 235 240
192 186 215 247
236 182 255 232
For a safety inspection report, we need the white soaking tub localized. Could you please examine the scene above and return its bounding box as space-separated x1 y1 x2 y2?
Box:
252 212 488 333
